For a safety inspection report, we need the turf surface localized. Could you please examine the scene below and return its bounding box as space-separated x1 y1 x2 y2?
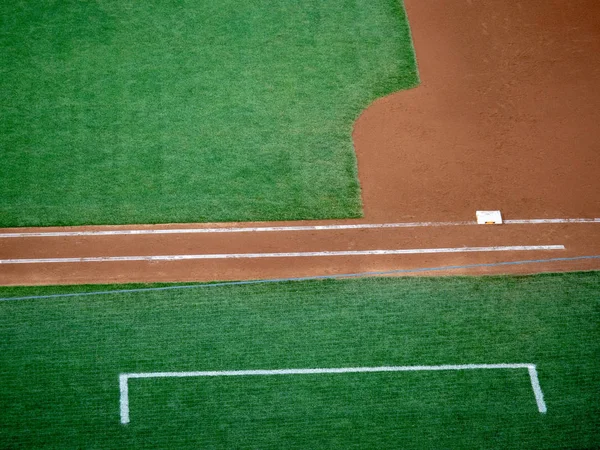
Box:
1 0 419 226
1 272 598 448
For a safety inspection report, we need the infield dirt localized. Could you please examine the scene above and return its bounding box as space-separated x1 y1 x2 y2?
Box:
355 0 600 222
1 0 599 285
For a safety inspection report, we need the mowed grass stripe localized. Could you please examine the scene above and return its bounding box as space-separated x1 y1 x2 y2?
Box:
1 272 599 448
0 0 418 226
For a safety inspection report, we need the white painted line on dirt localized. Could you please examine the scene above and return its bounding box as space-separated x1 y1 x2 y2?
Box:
119 363 546 424
0 218 597 238
0 245 565 264
504 218 599 224
0 221 474 237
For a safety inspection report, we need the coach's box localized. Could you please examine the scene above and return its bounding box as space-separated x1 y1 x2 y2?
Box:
476 210 503 224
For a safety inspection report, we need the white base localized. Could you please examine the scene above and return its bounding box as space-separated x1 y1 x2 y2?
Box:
476 210 503 224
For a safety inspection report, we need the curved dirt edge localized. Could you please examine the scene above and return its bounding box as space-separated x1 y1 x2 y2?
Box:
353 0 600 223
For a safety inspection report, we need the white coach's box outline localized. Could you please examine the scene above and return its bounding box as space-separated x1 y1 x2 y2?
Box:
118 363 547 424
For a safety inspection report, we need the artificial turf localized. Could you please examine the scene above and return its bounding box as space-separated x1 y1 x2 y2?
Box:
1 272 598 448
0 0 419 226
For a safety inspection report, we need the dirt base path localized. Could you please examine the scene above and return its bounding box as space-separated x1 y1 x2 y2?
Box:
1 0 599 286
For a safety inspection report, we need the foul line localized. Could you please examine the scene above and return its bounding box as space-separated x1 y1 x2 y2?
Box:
119 363 547 424
0 218 598 238
0 245 564 265
2 254 598 302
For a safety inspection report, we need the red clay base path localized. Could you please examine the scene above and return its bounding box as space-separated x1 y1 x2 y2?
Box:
1 0 599 285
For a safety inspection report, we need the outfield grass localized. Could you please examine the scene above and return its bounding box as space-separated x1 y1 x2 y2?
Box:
1 272 598 448
0 0 419 226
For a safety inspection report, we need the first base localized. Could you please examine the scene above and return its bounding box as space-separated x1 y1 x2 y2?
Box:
476 210 503 224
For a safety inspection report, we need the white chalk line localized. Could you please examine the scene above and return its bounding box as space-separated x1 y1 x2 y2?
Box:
505 218 598 225
119 363 547 425
0 245 565 264
527 365 547 414
0 218 597 238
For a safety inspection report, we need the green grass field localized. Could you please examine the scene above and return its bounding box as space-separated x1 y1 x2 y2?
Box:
1 272 598 448
1 0 419 227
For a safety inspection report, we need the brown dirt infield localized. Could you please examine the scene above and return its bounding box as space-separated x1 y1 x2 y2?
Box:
1 0 599 285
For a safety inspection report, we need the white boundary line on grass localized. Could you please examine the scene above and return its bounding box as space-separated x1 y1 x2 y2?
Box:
119 363 547 425
0 218 597 238
0 245 565 264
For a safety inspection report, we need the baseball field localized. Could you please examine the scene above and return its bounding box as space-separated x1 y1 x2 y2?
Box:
1 0 599 448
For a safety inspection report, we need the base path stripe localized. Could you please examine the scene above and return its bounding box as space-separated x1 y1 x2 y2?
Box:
119 363 546 424
504 218 599 225
0 218 597 238
0 245 565 264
